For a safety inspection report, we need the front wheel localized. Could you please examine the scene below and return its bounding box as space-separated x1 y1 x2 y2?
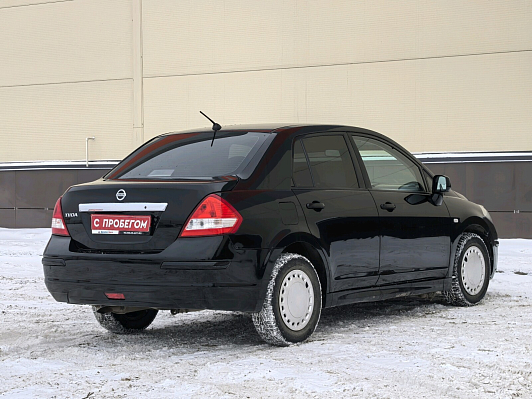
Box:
444 233 490 306
252 253 322 346
93 307 158 334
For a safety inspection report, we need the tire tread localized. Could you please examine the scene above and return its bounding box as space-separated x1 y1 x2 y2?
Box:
252 253 321 346
444 232 489 306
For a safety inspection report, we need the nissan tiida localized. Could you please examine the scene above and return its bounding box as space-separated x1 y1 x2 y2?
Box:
43 122 498 346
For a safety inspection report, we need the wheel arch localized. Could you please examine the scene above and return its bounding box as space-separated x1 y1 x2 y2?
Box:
452 218 496 277
257 233 331 310
281 241 329 307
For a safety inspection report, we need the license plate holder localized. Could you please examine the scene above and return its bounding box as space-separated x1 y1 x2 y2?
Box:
91 214 151 235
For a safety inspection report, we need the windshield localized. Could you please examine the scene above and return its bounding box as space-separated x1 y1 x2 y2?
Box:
107 131 270 180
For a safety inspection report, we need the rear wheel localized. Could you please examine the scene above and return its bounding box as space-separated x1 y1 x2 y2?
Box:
93 307 158 334
444 233 490 306
252 253 322 346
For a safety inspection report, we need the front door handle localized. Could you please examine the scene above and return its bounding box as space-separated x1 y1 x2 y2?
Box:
306 201 325 211
380 202 396 212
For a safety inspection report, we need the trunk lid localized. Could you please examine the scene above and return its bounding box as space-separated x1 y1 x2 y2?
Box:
61 178 237 253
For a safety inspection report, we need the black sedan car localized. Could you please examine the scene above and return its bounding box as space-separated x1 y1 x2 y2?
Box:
43 123 498 346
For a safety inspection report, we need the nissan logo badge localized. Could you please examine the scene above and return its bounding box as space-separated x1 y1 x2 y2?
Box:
116 189 126 201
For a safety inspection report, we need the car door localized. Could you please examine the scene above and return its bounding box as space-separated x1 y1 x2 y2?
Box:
351 135 451 285
292 134 380 291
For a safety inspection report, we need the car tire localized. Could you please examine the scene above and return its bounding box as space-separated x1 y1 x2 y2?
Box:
444 233 490 306
93 307 158 334
252 253 322 346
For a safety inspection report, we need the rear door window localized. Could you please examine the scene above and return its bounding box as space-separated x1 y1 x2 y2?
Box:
302 135 359 189
109 132 269 180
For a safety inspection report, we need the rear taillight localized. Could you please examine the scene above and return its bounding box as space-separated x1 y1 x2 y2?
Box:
180 194 242 237
105 293 125 300
51 197 70 237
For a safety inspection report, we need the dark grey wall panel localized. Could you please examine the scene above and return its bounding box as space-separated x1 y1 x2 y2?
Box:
490 213 516 238
466 163 516 212
15 170 78 209
15 209 54 228
425 164 445 176
1 161 531 237
0 209 16 228
516 163 532 212
0 171 16 208
3 168 111 228
516 213 532 238
77 169 106 184
442 163 468 198
490 212 532 239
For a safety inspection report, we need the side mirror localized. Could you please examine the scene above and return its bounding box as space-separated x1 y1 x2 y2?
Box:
432 175 451 194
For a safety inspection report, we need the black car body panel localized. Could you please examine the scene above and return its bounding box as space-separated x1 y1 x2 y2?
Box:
43 124 498 315
62 179 238 252
44 235 264 311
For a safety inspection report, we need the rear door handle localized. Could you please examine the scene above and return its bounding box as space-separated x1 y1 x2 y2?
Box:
306 201 325 211
380 202 396 212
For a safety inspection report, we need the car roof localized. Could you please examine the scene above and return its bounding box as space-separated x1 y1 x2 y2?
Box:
156 124 415 155
161 123 351 136
158 123 408 157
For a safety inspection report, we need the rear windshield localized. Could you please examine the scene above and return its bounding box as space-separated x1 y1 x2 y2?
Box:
107 131 270 180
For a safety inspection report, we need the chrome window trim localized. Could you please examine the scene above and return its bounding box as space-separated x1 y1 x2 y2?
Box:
79 203 168 212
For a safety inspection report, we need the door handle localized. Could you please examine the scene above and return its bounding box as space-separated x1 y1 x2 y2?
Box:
380 202 396 212
306 201 325 211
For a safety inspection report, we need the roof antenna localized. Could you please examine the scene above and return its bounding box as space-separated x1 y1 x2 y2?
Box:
199 111 222 146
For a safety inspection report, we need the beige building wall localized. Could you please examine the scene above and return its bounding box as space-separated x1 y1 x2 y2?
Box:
0 0 134 162
1 0 531 162
142 0 532 153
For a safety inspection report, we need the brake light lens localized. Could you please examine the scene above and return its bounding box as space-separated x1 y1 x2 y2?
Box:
105 293 125 300
51 197 70 236
180 194 242 237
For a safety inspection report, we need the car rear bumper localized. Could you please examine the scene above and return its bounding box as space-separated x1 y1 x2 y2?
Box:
43 235 265 312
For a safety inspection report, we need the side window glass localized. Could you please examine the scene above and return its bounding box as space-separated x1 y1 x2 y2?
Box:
303 135 358 189
292 138 313 187
353 136 425 192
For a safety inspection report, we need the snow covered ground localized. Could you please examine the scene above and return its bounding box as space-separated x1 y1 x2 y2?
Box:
1 228 531 399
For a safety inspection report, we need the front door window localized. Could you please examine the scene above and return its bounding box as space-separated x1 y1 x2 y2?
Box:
352 137 425 192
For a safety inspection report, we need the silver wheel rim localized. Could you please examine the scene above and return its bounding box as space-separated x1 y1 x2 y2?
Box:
279 269 314 331
461 245 486 296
